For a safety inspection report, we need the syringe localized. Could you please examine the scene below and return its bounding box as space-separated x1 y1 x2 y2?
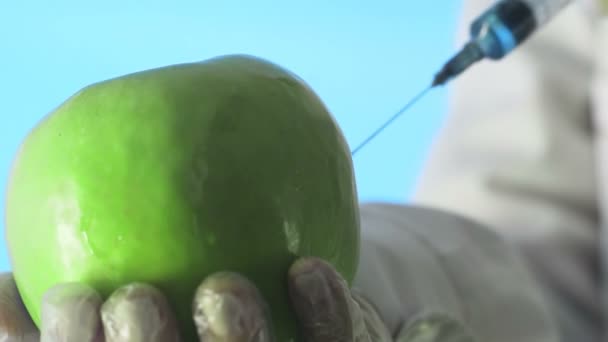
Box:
433 0 572 86
352 0 573 155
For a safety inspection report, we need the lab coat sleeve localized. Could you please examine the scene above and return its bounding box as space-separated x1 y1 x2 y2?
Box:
354 203 559 342
591 15 608 335
410 0 603 340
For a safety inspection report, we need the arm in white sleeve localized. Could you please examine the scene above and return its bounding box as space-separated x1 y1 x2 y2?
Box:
590 13 608 337
411 0 603 340
354 203 559 342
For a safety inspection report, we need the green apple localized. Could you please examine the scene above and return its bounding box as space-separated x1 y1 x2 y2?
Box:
4 55 360 341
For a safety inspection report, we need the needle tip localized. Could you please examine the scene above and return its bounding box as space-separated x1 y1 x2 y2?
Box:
350 85 432 156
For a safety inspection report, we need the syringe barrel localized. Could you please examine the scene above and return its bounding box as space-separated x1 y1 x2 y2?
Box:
470 0 574 59
521 0 573 26
434 0 574 86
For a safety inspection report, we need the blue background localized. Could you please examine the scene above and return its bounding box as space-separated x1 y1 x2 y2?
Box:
0 1 462 271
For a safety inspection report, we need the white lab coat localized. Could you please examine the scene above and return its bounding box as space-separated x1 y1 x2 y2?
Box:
354 1 607 341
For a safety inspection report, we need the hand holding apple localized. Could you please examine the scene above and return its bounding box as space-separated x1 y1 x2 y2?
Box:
0 257 393 342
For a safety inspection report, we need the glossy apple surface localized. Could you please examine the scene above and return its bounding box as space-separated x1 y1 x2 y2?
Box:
5 55 360 341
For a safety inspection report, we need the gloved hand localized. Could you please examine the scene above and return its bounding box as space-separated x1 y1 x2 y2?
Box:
0 272 181 342
288 258 474 342
0 255 476 342
0 274 38 342
0 256 467 342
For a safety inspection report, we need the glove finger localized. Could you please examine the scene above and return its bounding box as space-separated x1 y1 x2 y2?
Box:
100 283 181 342
40 283 103 342
0 273 39 342
193 272 272 342
288 257 356 342
348 293 372 342
395 313 477 342
351 290 392 342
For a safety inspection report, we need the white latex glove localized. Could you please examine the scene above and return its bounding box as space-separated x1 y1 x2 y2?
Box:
0 258 433 342
0 274 38 342
289 258 474 342
0 273 181 342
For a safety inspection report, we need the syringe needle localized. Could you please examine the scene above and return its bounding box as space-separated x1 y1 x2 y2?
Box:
351 86 432 156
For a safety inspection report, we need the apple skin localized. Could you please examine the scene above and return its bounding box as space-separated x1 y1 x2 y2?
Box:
4 55 360 341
